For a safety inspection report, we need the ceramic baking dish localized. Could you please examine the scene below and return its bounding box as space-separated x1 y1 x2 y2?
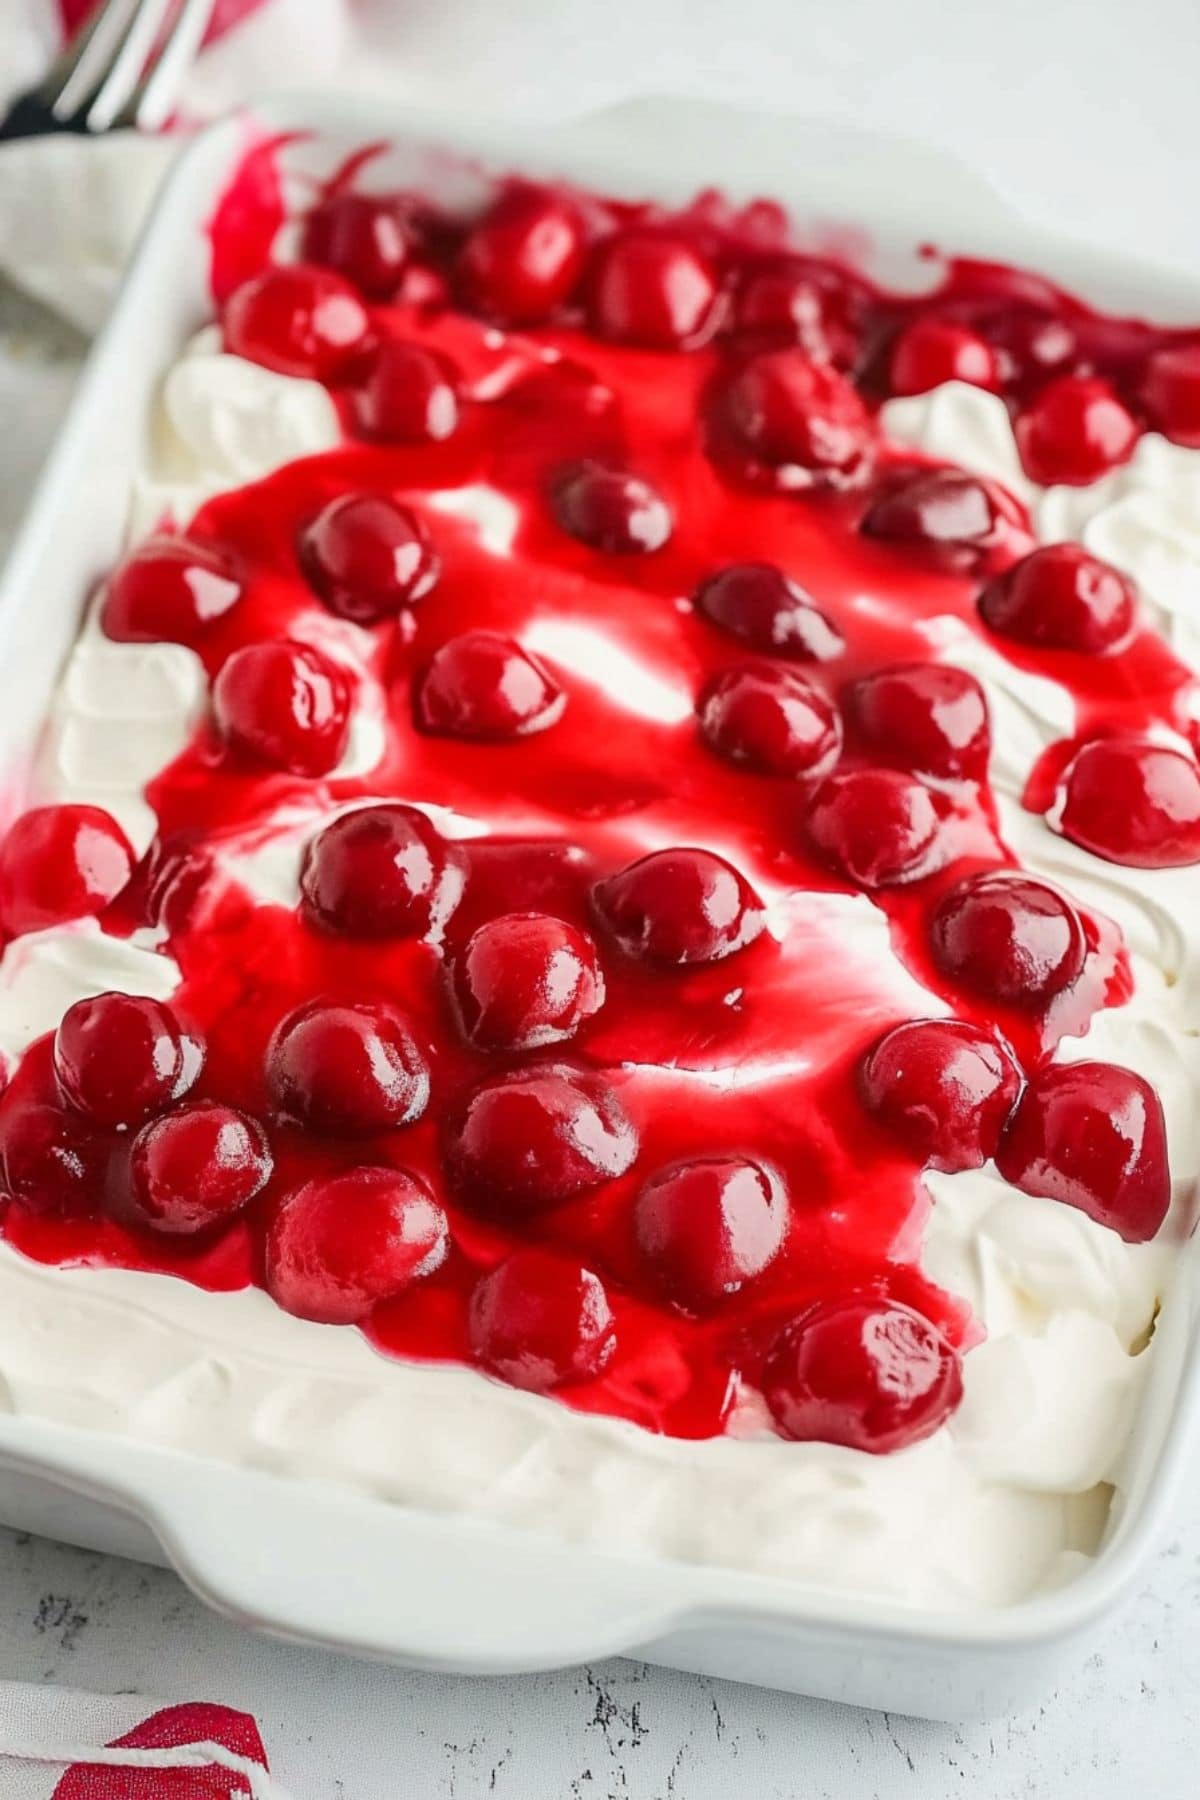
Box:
0 94 1197 1722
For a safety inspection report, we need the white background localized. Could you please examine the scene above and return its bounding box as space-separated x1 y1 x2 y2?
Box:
1 1 1200 1792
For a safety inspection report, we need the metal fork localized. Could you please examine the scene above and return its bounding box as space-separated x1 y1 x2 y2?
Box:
0 0 216 141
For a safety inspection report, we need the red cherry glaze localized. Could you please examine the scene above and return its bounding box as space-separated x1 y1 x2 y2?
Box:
633 1155 786 1306
212 639 351 776
732 260 864 367
1016 375 1139 486
593 848 766 965
698 663 842 779
415 631 565 739
996 1061 1170 1242
763 1298 963 1452
978 543 1136 654
587 231 719 348
266 1165 449 1324
0 1102 104 1216
1142 343 1200 447
53 992 196 1128
298 492 439 623
222 263 370 378
804 767 943 888
127 1101 272 1234
693 563 845 661
447 1064 637 1214
302 191 415 297
458 187 585 325
860 1019 1022 1172
351 341 460 443
846 662 990 779
0 805 133 938
860 468 1015 570
715 349 873 484
451 912 605 1051
930 872 1087 1005
1056 737 1200 868
469 1248 615 1390
889 319 999 397
101 535 242 645
299 803 463 939
266 999 429 1136
549 460 672 554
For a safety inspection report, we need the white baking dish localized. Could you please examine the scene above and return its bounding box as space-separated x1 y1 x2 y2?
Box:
0 94 1198 1721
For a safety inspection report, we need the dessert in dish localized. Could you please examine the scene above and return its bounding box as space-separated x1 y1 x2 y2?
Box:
0 137 1197 1609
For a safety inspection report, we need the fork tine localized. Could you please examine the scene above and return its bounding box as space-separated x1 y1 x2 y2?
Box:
32 0 142 118
113 0 217 131
71 0 176 132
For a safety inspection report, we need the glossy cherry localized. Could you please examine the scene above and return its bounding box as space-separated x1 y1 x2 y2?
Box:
1015 375 1139 486
447 1064 637 1213
763 1298 963 1452
860 468 1014 570
127 1100 272 1234
732 259 864 367
1056 737 1200 868
593 847 766 965
297 492 439 623
300 803 464 939
697 663 842 779
351 341 460 443
302 191 416 297
451 913 605 1051
633 1156 787 1306
222 263 370 379
587 230 719 349
0 805 133 938
0 1101 105 1216
266 1000 429 1136
458 186 586 325
860 1018 1022 1171
1142 342 1200 447
715 348 873 483
53 992 197 1128
469 1248 615 1391
101 535 242 645
995 1060 1170 1242
930 871 1087 1005
846 661 990 779
978 543 1136 654
415 631 565 739
693 563 845 661
804 767 943 888
265 1165 449 1323
549 460 672 553
212 639 351 776
888 318 999 396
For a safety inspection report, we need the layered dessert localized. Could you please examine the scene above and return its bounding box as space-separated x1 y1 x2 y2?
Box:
0 139 1197 1610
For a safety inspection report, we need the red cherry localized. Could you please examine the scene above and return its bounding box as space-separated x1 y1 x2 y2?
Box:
0 805 133 937
995 1060 1170 1242
53 992 198 1128
128 1101 272 1234
101 535 242 645
469 1248 615 1391
302 191 415 297
587 231 719 348
213 639 351 776
297 492 439 623
978 543 1136 654
805 768 943 888
222 263 370 379
847 662 990 779
633 1156 787 1306
698 663 842 779
351 341 460 443
415 631 565 740
930 871 1087 1005
266 1000 429 1136
452 912 605 1051
715 349 874 483
593 847 766 965
266 1165 449 1324
693 563 845 661
1056 737 1200 869
988 309 1079 389
300 803 464 939
458 187 586 325
1142 343 1200 447
763 1298 963 1452
447 1064 637 1213
549 460 672 554
732 260 864 367
861 468 1014 569
0 1101 105 1216
860 1018 1022 1172
889 319 1000 397
1016 375 1138 486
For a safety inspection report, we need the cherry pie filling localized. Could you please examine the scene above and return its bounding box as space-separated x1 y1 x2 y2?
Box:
0 154 1196 1457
